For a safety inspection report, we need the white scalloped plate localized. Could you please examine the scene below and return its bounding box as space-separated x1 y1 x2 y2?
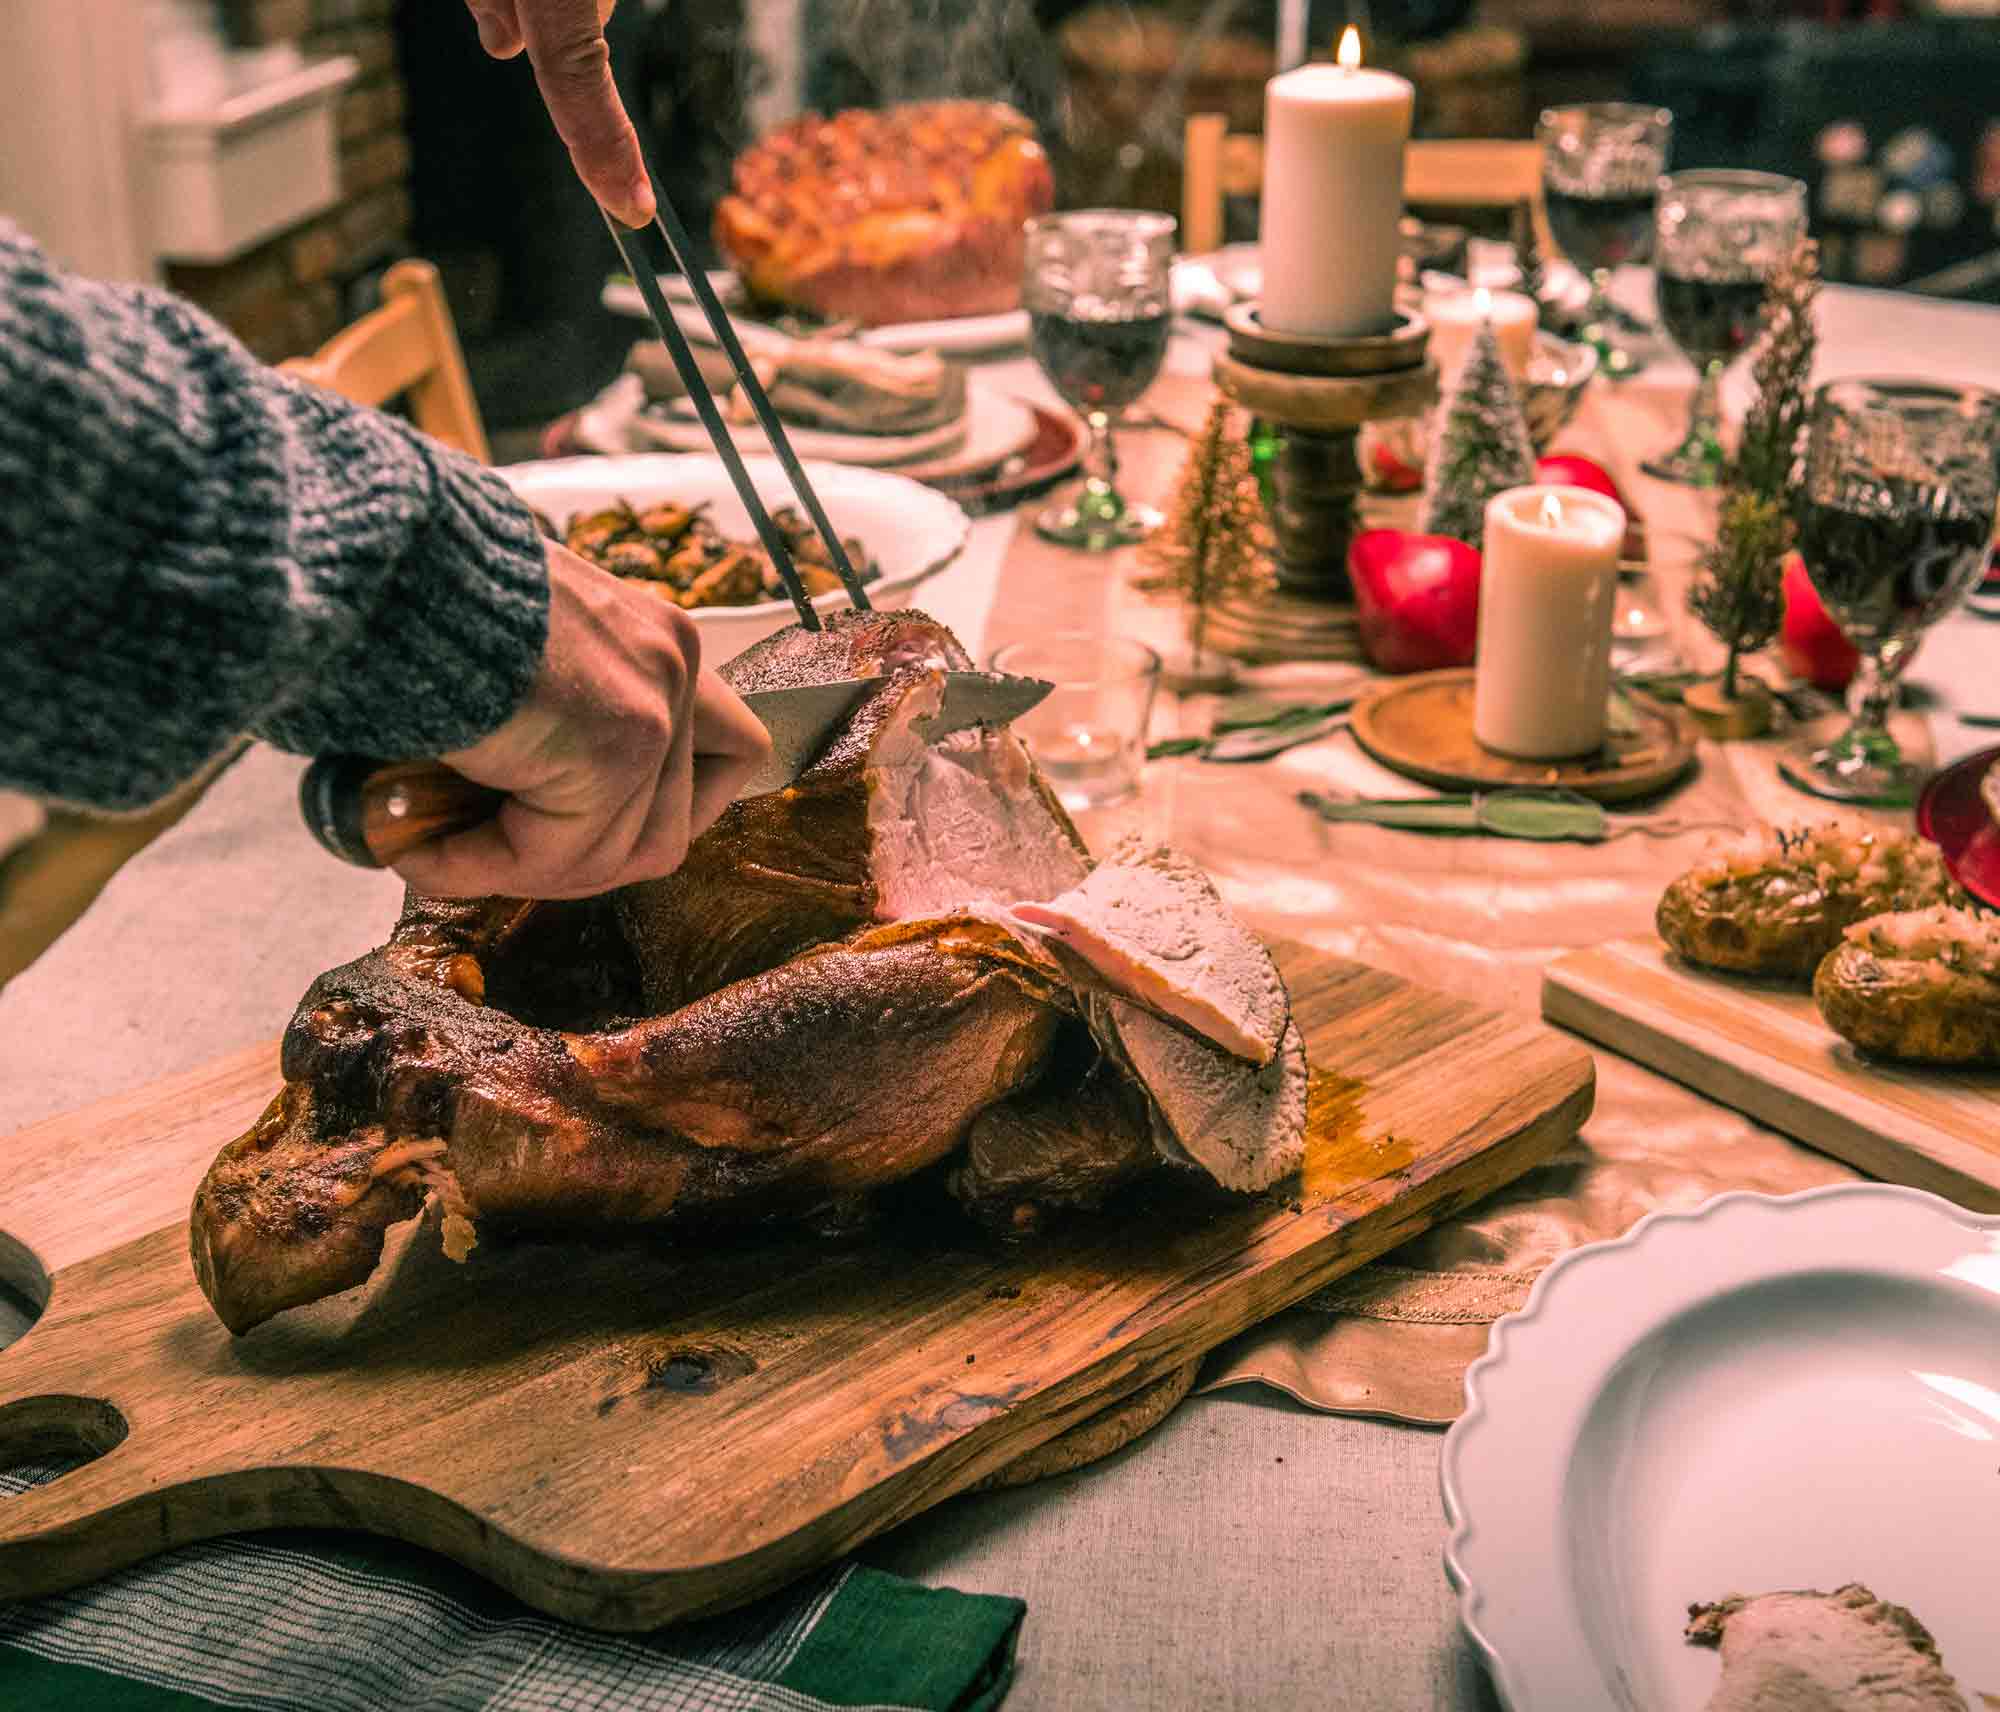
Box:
1442 1186 2000 1710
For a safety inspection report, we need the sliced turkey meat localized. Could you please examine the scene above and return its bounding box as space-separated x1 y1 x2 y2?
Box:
1008 840 1289 1066
1687 1584 1970 1712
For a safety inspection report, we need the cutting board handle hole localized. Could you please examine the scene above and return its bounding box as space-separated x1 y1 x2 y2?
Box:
0 1230 51 1323
0 1395 128 1489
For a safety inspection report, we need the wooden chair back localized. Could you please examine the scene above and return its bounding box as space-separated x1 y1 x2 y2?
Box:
282 258 489 462
1181 119 1546 259
0 747 246 997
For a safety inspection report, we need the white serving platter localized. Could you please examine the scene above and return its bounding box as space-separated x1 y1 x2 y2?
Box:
601 274 1029 356
1442 1185 2000 1710
501 453 970 657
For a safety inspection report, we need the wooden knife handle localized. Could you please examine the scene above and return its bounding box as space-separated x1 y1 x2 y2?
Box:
299 756 506 869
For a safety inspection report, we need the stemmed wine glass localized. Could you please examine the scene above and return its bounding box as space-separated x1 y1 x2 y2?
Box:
1778 378 2000 805
1644 170 1807 486
1537 102 1672 379
1023 210 1176 550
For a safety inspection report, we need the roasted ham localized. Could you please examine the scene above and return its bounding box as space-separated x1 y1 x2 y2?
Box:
191 612 1307 1334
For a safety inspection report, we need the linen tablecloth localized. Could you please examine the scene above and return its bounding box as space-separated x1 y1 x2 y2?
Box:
986 371 1943 1424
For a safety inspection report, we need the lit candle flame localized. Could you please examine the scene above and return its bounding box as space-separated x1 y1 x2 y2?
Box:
1473 286 1492 319
1539 491 1565 529
1337 25 1361 69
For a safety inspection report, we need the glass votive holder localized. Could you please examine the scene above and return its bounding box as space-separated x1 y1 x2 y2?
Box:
989 633 1162 812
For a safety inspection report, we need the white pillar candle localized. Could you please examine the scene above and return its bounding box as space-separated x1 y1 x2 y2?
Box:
1425 286 1538 388
1258 28 1413 339
1474 485 1627 759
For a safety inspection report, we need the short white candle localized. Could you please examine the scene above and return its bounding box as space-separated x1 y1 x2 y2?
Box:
1474 485 1627 759
1258 28 1413 339
1425 286 1538 388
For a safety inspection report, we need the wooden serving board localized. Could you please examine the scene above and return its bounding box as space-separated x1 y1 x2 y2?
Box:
0 945 1592 1631
1351 669 1696 805
1543 937 2000 1211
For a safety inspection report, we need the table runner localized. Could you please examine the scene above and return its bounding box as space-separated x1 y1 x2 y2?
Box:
0 1459 1023 1712
984 373 1927 1425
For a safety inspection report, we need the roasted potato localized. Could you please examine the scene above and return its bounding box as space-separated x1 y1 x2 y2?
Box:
1656 824 1962 983
1814 906 2000 1064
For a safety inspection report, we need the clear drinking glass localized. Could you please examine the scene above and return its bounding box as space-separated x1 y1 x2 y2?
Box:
989 634 1162 810
1537 102 1672 379
1644 170 1808 487
1778 378 2000 805
1023 210 1177 550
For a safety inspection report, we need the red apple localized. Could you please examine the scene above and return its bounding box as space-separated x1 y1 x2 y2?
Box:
1780 551 1861 692
1534 453 1625 509
1349 529 1482 674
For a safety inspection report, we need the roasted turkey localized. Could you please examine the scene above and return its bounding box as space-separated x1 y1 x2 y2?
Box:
711 101 1055 326
191 612 1307 1334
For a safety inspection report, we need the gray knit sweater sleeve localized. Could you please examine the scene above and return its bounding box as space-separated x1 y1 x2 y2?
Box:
0 222 549 811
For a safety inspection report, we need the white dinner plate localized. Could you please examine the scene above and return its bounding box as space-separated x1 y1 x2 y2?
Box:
502 453 970 657
636 400 969 467
1442 1185 2000 1711
601 275 1029 356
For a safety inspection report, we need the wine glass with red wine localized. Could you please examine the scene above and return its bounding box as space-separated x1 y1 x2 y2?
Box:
1643 170 1807 486
1537 103 1672 378
1023 210 1176 550
1778 378 2000 805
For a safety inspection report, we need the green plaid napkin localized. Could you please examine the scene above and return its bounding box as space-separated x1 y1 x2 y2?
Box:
0 1463 1023 1712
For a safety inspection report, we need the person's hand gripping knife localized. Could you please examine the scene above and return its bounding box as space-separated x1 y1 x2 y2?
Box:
392 542 771 900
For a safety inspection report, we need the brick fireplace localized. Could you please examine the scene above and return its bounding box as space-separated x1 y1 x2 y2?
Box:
151 0 413 364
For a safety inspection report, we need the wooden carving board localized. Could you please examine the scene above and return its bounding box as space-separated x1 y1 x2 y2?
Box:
0 944 1592 1631
1543 937 2000 1211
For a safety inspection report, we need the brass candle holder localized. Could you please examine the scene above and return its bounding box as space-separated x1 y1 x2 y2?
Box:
1207 301 1437 662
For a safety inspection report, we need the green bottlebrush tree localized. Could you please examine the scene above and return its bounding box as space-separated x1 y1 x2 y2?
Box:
1687 237 1821 700
1419 319 1536 551
1690 490 1790 699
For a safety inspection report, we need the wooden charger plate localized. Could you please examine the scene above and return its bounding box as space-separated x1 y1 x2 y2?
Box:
1351 668 1696 805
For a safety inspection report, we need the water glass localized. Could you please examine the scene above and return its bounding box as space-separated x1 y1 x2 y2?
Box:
1643 170 1808 486
1023 210 1177 550
1778 378 2000 805
989 634 1162 811
1537 102 1672 378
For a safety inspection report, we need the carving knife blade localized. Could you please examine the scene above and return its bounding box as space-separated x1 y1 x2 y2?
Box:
299 669 1053 870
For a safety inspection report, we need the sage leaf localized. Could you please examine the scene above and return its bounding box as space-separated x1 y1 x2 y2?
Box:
1204 711 1351 763
1146 736 1206 760
1474 790 1608 842
1210 696 1356 736
1298 793 1484 832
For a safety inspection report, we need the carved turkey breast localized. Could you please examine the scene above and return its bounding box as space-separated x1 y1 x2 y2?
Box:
190 612 1307 1334
712 101 1054 326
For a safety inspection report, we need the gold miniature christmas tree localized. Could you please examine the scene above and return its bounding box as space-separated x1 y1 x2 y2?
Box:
1139 398 1271 681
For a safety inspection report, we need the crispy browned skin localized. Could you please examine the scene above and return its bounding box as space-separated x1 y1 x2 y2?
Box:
950 1028 1157 1237
190 610 1104 1335
192 904 1066 1334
